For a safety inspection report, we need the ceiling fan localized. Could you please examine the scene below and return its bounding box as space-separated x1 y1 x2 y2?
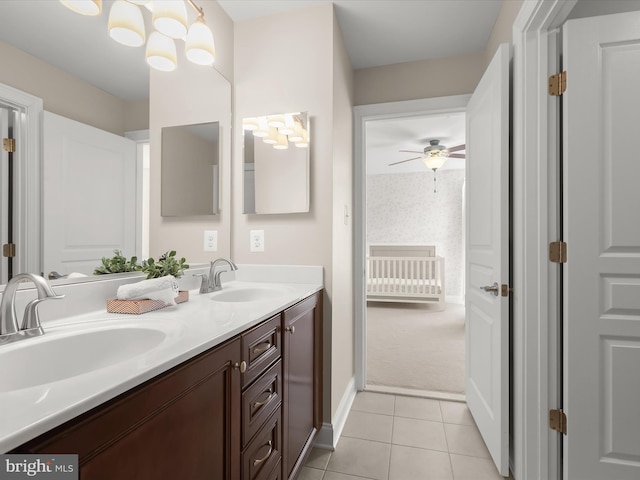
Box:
389 139 466 192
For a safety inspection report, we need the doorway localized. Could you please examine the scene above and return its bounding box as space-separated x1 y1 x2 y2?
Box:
363 111 467 399
354 95 471 394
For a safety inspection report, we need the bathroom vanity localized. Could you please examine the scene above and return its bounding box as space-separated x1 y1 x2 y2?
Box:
3 268 323 480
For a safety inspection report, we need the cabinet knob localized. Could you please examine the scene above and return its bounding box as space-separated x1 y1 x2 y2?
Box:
233 361 247 373
285 325 295 334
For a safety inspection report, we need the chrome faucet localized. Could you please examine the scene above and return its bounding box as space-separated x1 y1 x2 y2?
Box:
195 258 238 293
0 273 64 344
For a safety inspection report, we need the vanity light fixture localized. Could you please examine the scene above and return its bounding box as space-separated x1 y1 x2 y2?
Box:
243 113 309 150
59 0 216 70
59 0 102 16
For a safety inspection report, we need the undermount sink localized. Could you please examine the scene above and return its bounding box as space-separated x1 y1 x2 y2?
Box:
210 284 294 303
0 323 177 392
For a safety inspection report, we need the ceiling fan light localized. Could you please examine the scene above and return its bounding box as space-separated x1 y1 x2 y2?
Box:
153 0 188 39
59 0 102 16
146 32 177 71
185 16 216 66
108 0 146 47
423 156 447 170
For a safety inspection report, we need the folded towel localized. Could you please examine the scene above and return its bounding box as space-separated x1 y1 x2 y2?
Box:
117 276 179 305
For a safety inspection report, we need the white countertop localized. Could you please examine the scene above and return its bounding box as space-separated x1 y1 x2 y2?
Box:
0 277 322 452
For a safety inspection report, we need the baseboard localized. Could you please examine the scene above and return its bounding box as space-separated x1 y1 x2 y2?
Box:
314 376 357 450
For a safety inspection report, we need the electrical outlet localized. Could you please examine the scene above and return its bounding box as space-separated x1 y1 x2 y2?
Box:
250 230 265 252
204 230 218 252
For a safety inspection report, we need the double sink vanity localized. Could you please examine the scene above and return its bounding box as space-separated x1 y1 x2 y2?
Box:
0 264 323 480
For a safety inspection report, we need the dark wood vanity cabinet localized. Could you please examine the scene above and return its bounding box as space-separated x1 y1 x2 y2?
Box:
14 290 323 480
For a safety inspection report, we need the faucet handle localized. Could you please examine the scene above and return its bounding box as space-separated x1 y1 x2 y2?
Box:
21 294 63 333
193 273 210 294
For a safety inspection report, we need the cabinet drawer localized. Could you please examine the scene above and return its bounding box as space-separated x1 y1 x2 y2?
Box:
266 459 282 480
242 313 282 387
243 408 281 480
243 359 282 447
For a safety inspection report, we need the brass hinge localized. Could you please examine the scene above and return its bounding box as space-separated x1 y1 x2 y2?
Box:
2 243 16 258
549 241 567 263
550 408 567 435
549 71 567 96
2 138 16 153
501 284 513 297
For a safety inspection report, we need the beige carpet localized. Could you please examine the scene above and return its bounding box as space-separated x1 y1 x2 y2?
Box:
366 302 466 394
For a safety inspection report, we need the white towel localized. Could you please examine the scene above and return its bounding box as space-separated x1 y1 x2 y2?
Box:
117 275 179 305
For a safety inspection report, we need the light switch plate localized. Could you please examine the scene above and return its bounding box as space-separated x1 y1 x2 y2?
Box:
250 230 265 252
204 230 218 252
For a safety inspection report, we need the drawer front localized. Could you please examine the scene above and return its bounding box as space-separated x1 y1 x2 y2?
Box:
266 459 282 480
243 359 282 447
242 313 282 387
243 408 281 480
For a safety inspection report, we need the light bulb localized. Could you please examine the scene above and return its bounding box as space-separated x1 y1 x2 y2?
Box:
108 0 145 47
186 16 216 66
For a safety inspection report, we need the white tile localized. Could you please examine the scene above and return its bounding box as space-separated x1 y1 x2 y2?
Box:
444 423 491 458
351 391 396 415
304 447 332 470
394 396 442 422
392 417 448 452
297 467 325 480
450 453 506 479
342 410 394 443
327 437 391 480
389 444 453 480
440 401 475 426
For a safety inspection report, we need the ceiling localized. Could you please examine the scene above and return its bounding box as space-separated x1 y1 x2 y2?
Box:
0 0 503 173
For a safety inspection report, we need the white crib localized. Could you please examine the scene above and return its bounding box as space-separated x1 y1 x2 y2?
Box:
366 244 445 309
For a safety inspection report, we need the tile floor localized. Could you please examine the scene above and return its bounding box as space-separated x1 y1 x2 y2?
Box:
300 391 509 480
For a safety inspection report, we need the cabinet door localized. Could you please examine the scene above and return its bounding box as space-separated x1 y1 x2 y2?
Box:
22 339 242 480
282 292 323 480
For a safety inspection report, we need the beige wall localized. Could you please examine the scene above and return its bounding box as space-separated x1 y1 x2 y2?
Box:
355 0 524 106
149 0 234 262
233 3 354 422
0 40 145 136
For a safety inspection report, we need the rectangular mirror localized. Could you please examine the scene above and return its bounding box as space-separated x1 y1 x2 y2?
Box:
161 122 220 216
243 112 310 214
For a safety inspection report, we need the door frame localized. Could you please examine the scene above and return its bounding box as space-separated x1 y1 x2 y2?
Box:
353 94 470 391
354 1 578 479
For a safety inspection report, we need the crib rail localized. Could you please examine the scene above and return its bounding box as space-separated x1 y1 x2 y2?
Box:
366 255 445 299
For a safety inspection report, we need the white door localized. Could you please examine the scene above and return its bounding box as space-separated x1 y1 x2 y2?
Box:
43 112 137 276
0 106 9 283
465 43 510 476
563 12 640 480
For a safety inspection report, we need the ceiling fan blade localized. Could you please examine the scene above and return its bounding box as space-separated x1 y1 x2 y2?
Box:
447 144 465 153
449 154 465 159
389 156 423 166
398 149 424 154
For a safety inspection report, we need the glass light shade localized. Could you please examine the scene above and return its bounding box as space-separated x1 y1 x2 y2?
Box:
263 127 279 145
423 155 447 170
267 115 285 128
153 1 188 39
59 0 102 16
278 114 296 135
108 1 145 47
274 133 289 150
252 117 269 137
146 32 177 72
243 118 259 131
295 130 309 148
185 17 216 66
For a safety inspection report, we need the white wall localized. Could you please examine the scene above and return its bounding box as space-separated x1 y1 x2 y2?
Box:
366 169 465 298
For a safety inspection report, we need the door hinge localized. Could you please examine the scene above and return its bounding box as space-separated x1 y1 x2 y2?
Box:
549 71 567 96
501 284 513 297
2 138 16 153
549 409 567 435
549 241 567 263
3 243 16 258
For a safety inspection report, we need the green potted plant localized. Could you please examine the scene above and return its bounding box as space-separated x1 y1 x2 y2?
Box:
94 249 142 275
141 250 189 279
